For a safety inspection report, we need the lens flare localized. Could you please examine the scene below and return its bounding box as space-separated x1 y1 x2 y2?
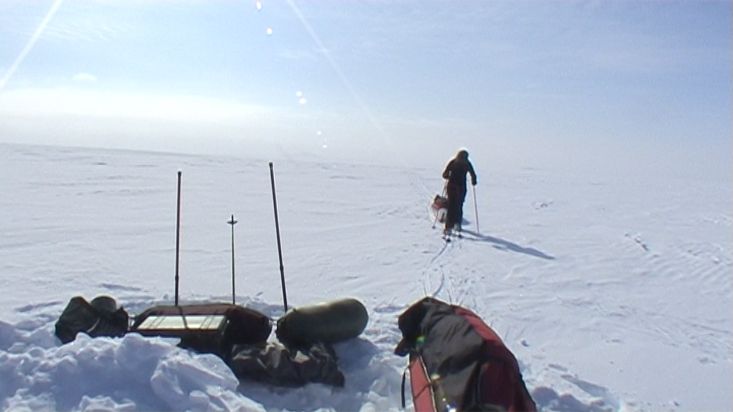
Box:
0 0 64 91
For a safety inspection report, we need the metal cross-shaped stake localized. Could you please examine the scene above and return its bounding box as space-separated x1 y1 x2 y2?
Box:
227 214 238 305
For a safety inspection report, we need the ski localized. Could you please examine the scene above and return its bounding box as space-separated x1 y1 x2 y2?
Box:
441 230 451 242
442 229 458 242
442 233 462 242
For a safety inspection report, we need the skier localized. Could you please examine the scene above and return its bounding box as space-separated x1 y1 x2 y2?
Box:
442 149 477 236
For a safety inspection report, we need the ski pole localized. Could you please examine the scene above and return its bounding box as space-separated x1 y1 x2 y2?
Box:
431 208 440 229
228 214 238 305
174 170 182 306
472 185 480 234
269 162 288 313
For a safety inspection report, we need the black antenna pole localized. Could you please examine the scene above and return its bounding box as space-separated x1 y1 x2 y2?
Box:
175 170 182 306
227 214 238 305
269 162 288 312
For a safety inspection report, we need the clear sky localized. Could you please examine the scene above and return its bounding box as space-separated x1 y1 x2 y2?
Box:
0 0 730 172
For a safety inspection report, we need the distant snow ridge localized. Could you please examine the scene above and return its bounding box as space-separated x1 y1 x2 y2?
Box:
0 332 265 411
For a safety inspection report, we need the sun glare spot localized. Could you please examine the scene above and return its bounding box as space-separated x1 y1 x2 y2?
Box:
255 0 262 11
0 0 64 91
295 91 308 105
266 27 273 35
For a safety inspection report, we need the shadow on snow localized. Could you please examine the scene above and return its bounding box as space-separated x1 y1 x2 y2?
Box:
460 229 555 260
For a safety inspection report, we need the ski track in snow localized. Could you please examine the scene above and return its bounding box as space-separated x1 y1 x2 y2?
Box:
0 143 731 411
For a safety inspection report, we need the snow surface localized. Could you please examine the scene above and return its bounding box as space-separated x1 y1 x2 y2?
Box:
0 141 730 411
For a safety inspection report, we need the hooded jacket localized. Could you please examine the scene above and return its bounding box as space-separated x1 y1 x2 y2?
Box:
442 150 477 189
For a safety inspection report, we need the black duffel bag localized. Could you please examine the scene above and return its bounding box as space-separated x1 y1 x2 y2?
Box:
55 296 129 344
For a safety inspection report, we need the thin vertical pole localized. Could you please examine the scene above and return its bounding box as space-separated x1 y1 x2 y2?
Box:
228 215 238 305
175 170 182 306
431 206 440 229
472 185 480 234
269 162 288 312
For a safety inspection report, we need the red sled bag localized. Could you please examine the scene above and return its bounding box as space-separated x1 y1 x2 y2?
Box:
395 297 536 412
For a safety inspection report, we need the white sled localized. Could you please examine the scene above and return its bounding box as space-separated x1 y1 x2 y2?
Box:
431 194 448 223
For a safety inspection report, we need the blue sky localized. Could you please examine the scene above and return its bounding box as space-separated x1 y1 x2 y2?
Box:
0 0 730 171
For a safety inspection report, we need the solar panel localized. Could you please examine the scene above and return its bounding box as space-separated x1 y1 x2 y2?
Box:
136 314 226 331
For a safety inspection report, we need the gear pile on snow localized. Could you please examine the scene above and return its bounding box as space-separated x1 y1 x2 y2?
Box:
54 295 367 388
395 297 536 412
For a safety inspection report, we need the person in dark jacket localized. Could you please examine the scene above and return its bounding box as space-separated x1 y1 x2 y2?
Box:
442 149 477 235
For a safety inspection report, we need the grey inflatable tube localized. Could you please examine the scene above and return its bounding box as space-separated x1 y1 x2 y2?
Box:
276 298 368 346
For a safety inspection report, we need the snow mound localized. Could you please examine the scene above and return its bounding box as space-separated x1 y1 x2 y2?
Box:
0 331 264 411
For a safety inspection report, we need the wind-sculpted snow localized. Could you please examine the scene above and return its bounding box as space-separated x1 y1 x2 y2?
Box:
0 142 730 411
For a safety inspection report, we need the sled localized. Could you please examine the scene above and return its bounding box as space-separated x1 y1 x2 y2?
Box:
395 297 536 412
430 194 448 223
130 303 272 358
